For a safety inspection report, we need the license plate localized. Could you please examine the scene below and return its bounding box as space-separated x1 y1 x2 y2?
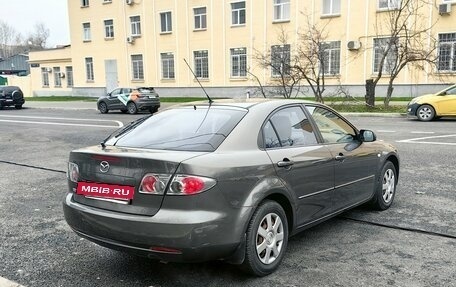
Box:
148 95 156 99
76 182 135 201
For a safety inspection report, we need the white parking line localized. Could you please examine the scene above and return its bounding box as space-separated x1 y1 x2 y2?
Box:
410 131 435 134
0 276 25 287
0 115 123 128
377 130 396 133
397 134 456 146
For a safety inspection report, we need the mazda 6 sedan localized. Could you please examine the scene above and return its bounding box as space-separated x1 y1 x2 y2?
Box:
63 99 399 276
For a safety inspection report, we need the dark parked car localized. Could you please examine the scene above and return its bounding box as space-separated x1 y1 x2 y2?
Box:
64 99 399 276
97 87 160 114
0 85 25 109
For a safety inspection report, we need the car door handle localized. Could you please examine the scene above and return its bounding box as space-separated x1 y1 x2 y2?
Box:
335 153 345 162
277 159 294 168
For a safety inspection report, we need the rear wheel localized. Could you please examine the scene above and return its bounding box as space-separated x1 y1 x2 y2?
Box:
370 161 397 210
240 200 288 276
127 102 138 114
15 105 22 109
416 104 435 121
98 102 108 114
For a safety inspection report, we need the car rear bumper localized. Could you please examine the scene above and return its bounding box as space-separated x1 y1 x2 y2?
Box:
0 98 25 107
63 193 250 262
135 98 160 110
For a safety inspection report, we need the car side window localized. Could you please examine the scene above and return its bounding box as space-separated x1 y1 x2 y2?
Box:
122 88 132 94
263 106 318 149
446 87 456 95
110 89 121 97
306 106 356 144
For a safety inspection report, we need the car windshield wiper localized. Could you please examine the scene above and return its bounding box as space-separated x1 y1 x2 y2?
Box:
100 115 152 148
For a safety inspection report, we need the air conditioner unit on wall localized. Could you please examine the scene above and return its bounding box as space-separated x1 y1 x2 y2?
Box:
127 36 135 44
126 0 133 5
347 41 361 50
46 67 52 73
59 72 65 78
439 3 451 15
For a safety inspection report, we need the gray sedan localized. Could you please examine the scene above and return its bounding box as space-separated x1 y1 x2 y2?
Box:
63 99 399 276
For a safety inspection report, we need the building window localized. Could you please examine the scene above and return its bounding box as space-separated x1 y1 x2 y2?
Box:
66 66 73 87
230 48 247 77
161 53 175 79
85 57 94 81
194 50 209 78
373 37 398 74
160 12 172 33
194 7 207 30
231 1 246 25
83 23 91 41
273 0 290 22
81 0 89 7
378 0 401 10
271 44 290 77
104 19 114 38
53 67 62 87
320 41 341 75
103 0 112 3
131 54 144 80
438 33 456 72
322 0 341 16
41 68 49 87
130 16 141 36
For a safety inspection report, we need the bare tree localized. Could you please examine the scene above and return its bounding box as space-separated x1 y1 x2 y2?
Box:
369 0 439 107
0 20 21 59
24 22 50 50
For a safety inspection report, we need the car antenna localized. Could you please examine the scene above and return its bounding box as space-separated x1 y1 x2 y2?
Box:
183 58 213 105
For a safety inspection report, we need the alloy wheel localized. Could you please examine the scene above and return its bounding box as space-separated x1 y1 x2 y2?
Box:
382 168 395 203
418 107 433 120
255 212 284 265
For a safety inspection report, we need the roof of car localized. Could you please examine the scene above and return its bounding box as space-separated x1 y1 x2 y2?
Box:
179 98 316 110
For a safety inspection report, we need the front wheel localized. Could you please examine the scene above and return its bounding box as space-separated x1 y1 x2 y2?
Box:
416 104 435 121
240 200 288 276
370 161 397 210
127 102 137 114
98 102 108 114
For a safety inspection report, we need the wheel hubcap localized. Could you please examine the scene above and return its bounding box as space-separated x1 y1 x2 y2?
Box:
418 108 432 119
382 169 395 203
256 213 284 265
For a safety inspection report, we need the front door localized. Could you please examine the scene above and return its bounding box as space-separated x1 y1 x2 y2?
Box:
435 86 456 115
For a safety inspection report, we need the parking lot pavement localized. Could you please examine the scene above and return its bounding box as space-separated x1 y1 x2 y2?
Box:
0 109 455 286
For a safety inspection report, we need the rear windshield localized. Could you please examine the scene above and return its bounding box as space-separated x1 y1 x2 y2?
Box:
113 106 247 151
137 87 154 93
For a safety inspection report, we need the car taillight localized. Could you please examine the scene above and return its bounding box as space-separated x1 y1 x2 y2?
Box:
168 175 216 195
139 174 171 194
68 162 79 183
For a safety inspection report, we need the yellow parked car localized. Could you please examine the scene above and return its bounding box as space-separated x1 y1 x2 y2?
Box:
407 84 456 121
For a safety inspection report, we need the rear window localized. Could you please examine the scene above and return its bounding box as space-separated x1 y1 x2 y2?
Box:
137 87 155 93
113 106 247 151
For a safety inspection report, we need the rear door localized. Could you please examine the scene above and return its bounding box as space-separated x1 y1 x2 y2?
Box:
434 86 456 115
305 105 378 211
263 106 334 228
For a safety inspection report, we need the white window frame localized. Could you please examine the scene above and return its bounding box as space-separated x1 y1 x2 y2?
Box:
271 44 291 77
131 54 144 80
373 37 398 74
41 68 49 87
85 57 94 81
161 53 175 79
322 0 341 16
273 0 290 22
193 7 207 30
130 15 141 36
377 0 401 10
103 0 112 3
104 19 114 38
437 32 456 72
160 11 172 33
320 41 341 75
230 47 247 77
231 1 246 26
82 22 91 41
194 50 209 79
53 67 62 87
66 66 73 88
81 0 89 7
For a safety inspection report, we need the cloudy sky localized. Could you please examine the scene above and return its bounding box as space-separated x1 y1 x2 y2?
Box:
0 0 70 47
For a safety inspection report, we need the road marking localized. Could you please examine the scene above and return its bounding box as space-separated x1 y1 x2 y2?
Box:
0 276 25 287
0 115 123 128
397 134 456 146
0 119 120 129
377 130 396 133
410 131 435 134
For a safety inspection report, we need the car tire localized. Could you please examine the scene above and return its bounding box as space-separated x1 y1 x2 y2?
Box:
98 102 109 114
120 109 128 114
416 104 435 121
127 102 138 114
370 161 397 211
149 106 159 114
15 105 22 109
240 200 288 276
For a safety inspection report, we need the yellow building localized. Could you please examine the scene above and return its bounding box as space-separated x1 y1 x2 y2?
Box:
29 0 456 98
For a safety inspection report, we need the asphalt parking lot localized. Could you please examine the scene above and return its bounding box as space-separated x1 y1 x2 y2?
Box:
0 104 455 287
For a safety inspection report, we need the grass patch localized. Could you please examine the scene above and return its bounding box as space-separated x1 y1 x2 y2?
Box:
328 104 406 113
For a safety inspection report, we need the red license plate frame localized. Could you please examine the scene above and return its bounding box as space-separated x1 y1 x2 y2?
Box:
76 182 135 201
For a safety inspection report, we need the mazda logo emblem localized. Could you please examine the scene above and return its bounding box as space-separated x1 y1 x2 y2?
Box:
100 161 110 173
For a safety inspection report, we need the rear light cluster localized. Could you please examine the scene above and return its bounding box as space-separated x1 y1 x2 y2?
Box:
68 162 79 183
140 174 216 196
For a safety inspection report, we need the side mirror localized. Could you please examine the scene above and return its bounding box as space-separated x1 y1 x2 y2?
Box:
359 129 376 142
